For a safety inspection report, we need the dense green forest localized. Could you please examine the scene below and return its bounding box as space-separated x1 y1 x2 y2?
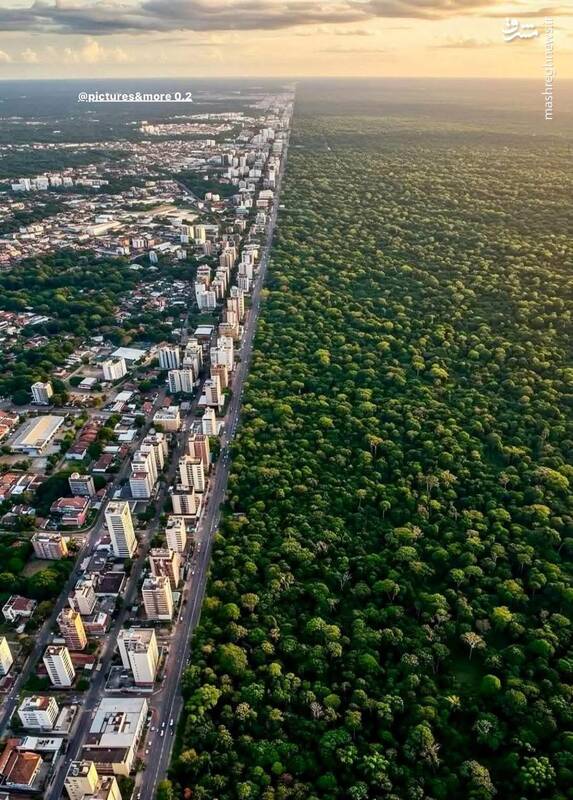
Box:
169 101 573 799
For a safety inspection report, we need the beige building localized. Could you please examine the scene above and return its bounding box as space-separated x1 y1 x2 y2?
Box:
203 375 223 410
32 532 68 560
178 455 206 492
0 637 14 676
142 576 173 621
187 432 210 470
66 759 123 800
57 608 88 651
153 406 181 432
149 548 181 589
171 487 201 518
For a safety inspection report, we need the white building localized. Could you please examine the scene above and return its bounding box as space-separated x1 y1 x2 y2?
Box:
0 637 14 676
105 501 137 559
168 369 195 395
195 284 217 311
31 381 53 405
158 345 180 370
43 645 75 687
18 695 59 730
165 516 187 553
132 447 157 484
129 471 154 500
102 358 127 382
201 407 217 436
117 628 159 686
142 576 173 621
210 336 234 372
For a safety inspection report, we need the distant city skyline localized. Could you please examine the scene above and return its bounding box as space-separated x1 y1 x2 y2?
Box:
0 0 571 79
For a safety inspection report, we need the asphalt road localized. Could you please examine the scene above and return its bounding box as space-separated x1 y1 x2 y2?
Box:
0 388 168 738
137 130 292 800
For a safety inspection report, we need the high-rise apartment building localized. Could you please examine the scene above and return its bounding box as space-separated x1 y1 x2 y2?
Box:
141 576 173 621
102 357 127 382
187 433 210 470
168 369 195 394
57 608 88 651
0 637 13 676
165 516 187 553
18 695 59 730
32 532 68 560
171 487 201 517
178 455 206 492
105 501 137 559
117 628 159 686
211 362 229 390
69 473 96 497
31 381 53 405
129 470 154 500
203 375 223 410
149 548 181 589
64 760 99 800
43 645 75 687
158 345 181 370
69 576 97 615
201 407 217 436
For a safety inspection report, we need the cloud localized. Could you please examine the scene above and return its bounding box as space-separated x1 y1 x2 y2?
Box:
481 5 573 17
0 48 12 61
432 36 498 48
334 28 374 36
20 47 39 61
320 47 387 53
0 0 509 36
63 36 132 62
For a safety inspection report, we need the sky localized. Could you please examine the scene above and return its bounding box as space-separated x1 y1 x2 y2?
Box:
0 0 571 79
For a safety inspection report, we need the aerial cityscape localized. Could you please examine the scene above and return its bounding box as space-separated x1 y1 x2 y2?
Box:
0 1 572 800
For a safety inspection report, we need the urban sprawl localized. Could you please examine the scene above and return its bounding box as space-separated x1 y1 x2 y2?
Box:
0 88 293 800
